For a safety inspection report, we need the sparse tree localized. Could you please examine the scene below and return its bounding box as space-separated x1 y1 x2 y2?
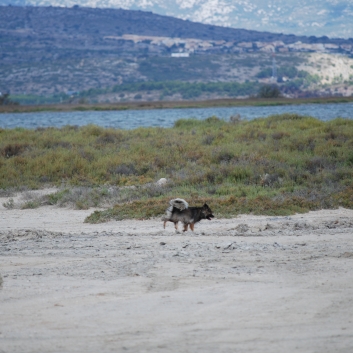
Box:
0 93 19 106
258 84 281 98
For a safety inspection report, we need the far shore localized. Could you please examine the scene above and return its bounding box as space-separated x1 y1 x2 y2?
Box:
1 96 353 114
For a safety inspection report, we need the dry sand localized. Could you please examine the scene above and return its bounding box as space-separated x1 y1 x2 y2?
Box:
1 190 353 353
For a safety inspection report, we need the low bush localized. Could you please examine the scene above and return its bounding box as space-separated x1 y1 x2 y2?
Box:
258 84 281 98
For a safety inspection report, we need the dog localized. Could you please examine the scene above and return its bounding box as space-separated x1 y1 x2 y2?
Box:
162 198 214 232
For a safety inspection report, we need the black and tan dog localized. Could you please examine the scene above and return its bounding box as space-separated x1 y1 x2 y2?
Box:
162 198 214 232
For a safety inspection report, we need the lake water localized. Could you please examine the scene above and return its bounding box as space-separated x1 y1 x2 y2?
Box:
0 102 352 129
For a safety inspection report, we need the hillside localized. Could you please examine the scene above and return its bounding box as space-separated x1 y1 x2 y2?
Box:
3 0 353 39
0 6 353 102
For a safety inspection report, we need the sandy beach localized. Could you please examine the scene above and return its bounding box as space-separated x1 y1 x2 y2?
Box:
1 190 353 353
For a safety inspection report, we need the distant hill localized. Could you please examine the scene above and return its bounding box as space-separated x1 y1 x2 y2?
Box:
1 6 353 101
2 0 353 39
2 5 352 47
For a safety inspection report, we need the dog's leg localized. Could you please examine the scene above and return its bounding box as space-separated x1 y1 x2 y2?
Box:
174 222 178 230
183 223 188 232
190 223 195 232
163 221 167 229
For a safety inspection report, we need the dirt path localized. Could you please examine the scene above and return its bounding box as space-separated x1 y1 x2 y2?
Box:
1 198 353 352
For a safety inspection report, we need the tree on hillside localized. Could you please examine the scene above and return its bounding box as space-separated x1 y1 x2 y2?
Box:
258 84 281 98
0 93 19 106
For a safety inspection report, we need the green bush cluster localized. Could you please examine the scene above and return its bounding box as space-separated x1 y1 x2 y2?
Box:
256 66 300 79
1 114 353 219
258 84 281 98
11 93 70 105
73 80 261 101
0 93 19 106
111 80 260 99
256 66 321 89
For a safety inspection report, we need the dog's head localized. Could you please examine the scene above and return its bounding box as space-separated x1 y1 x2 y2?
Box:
202 203 214 220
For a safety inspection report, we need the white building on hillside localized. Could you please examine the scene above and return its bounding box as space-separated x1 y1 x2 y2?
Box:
171 53 190 57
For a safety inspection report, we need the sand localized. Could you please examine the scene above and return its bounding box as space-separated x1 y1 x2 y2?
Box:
1 190 353 353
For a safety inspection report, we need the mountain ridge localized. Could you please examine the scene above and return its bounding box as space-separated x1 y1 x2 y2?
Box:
1 0 352 39
1 5 352 45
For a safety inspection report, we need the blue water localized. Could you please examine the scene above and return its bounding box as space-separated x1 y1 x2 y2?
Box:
0 103 352 129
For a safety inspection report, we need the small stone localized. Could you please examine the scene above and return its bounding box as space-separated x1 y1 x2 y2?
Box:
156 178 168 187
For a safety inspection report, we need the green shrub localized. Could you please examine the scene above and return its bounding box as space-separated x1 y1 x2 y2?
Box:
258 84 281 98
0 93 20 106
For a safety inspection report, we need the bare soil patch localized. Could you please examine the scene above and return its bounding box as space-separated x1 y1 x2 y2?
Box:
1 192 353 353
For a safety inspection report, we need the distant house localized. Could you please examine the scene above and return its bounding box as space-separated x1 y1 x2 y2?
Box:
171 53 190 57
66 91 79 96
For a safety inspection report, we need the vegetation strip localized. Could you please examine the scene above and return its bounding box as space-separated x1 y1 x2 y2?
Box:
1 113 353 221
1 96 353 114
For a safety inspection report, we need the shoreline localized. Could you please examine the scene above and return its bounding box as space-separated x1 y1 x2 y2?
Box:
1 96 353 114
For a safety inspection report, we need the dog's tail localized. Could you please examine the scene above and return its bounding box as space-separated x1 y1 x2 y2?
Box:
162 198 189 221
169 198 189 210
